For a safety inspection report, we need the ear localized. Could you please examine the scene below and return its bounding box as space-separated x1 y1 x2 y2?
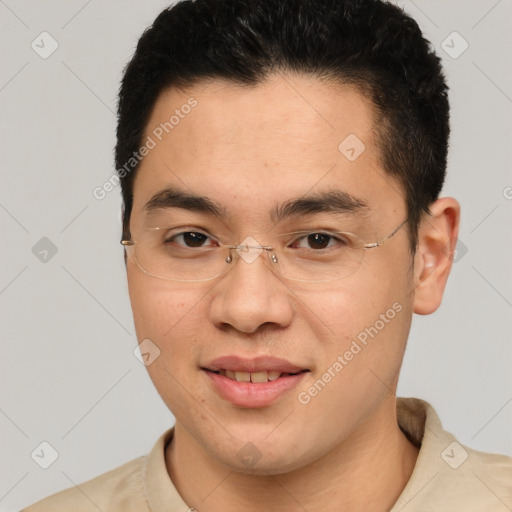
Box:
412 197 460 315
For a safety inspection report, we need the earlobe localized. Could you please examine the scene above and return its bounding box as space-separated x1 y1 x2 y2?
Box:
412 197 460 315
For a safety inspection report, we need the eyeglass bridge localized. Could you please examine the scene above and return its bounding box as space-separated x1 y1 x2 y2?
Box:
225 237 278 265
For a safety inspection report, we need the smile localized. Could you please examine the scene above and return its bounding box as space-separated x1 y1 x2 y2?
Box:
213 369 304 383
202 357 309 407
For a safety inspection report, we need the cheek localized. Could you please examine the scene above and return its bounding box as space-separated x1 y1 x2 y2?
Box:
127 265 208 353
293 285 410 439
294 270 401 336
301 268 411 380
127 270 212 415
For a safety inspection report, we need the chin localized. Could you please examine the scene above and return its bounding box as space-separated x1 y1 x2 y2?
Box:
226 455 309 476
210 438 315 476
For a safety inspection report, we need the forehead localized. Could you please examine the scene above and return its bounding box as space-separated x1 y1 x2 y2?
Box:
132 73 405 226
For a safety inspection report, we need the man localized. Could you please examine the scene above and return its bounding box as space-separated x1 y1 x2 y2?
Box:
24 0 512 510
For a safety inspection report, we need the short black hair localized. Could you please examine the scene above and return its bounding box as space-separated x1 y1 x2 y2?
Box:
116 0 449 254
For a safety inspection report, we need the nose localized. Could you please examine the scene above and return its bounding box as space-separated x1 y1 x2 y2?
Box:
209 243 294 334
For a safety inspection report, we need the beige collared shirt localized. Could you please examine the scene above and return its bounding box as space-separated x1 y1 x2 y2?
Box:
23 398 512 511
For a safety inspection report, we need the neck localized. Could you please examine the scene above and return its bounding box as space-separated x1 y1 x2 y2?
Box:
166 396 419 512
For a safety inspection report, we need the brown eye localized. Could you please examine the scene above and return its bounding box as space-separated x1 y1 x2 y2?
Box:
306 233 332 249
167 232 210 248
291 232 346 251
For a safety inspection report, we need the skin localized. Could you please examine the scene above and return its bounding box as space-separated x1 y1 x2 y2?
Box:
126 73 460 511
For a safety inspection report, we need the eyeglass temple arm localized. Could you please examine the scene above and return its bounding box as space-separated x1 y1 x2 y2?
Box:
363 219 408 249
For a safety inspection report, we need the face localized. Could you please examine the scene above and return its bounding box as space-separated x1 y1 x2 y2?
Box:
126 74 418 474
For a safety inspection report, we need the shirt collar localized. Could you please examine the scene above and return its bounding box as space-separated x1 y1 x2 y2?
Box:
143 397 510 511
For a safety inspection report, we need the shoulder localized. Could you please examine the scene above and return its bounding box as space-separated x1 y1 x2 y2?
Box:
426 441 512 511
395 397 512 511
464 445 512 503
22 456 148 512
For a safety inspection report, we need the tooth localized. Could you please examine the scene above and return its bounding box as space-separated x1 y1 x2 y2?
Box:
267 371 281 381
225 370 236 380
250 371 268 383
235 371 251 382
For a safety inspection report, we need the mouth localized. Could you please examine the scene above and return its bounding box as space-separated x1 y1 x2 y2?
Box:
201 356 311 408
204 369 309 383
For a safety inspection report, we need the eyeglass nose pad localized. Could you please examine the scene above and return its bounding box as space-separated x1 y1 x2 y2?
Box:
225 249 278 265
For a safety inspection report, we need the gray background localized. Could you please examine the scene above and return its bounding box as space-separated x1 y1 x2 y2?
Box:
1 0 511 510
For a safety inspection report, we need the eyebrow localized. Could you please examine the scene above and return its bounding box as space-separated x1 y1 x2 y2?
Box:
143 186 370 221
270 189 369 223
144 186 227 217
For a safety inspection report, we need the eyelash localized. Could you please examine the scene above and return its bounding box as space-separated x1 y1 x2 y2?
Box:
163 229 349 250
165 231 219 248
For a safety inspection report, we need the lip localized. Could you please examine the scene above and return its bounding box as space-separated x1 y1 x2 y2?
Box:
204 355 308 374
202 356 310 408
204 370 308 408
